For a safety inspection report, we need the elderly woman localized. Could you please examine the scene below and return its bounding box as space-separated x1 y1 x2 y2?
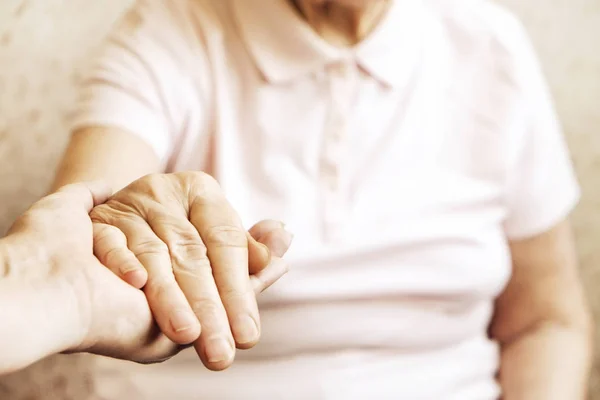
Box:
52 0 592 398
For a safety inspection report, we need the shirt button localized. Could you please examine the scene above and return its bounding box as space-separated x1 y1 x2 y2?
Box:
324 173 339 191
337 62 352 77
323 141 343 163
330 114 345 131
332 126 345 141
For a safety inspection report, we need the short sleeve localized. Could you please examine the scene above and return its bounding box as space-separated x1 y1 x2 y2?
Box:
70 0 193 163
500 14 580 240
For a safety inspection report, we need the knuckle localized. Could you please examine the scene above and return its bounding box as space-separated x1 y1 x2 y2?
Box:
89 204 109 221
141 173 165 187
179 171 217 186
172 239 208 260
188 297 224 320
171 232 207 252
172 254 212 277
94 223 123 242
198 173 219 188
132 239 169 258
146 210 172 226
126 173 170 204
100 246 128 270
181 172 222 200
204 225 247 248
152 226 211 270
219 285 253 304
90 204 133 224
145 275 176 300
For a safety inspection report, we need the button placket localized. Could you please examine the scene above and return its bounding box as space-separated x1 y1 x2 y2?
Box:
319 61 357 241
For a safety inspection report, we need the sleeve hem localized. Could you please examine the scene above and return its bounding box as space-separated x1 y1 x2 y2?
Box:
69 110 172 164
503 185 581 240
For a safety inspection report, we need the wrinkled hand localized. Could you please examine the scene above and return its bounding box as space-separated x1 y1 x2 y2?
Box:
90 172 292 370
4 183 182 365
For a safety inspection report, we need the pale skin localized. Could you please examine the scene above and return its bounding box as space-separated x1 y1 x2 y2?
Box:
52 0 593 398
0 181 292 375
0 182 172 375
53 133 295 371
90 172 293 368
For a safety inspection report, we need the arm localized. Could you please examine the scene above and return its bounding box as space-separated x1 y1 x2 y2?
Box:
487 12 593 398
490 220 593 399
54 2 293 371
52 2 191 192
0 183 177 375
52 126 160 192
0 238 85 375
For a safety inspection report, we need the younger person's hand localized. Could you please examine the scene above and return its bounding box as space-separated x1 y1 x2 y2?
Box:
90 172 293 371
1 182 186 372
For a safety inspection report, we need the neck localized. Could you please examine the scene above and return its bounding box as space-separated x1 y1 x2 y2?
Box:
292 0 390 47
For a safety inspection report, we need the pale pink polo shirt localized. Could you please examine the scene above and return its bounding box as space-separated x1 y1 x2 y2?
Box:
72 0 580 399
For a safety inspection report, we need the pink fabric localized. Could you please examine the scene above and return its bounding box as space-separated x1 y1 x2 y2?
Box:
73 0 580 398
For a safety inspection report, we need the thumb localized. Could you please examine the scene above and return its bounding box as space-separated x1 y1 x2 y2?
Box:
248 220 293 275
56 181 113 212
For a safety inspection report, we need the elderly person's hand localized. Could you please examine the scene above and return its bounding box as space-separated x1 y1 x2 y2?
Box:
0 182 179 374
90 172 293 371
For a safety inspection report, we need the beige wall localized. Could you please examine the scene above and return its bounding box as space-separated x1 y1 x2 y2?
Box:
0 0 598 398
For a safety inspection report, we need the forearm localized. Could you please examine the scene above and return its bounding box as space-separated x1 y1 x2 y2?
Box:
0 237 83 375
498 320 592 400
52 127 161 192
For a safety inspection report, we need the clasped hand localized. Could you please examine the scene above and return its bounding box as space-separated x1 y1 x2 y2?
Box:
89 172 292 370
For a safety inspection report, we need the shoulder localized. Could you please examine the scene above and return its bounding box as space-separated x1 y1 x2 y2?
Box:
421 2 553 178
111 0 235 53
104 0 238 95
426 0 537 85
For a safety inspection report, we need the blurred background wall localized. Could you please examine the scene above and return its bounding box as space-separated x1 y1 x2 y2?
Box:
0 0 598 398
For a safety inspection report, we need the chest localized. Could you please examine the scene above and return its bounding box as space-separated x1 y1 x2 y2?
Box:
172 55 516 301
206 59 511 235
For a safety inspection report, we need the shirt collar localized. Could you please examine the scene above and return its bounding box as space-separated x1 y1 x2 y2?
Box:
232 0 425 89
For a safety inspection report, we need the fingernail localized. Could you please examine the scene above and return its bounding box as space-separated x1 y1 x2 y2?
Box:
121 264 140 275
206 337 234 363
233 315 260 344
271 229 294 257
283 228 294 247
170 310 197 333
123 269 147 289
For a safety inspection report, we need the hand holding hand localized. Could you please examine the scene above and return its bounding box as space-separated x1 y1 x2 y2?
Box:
90 172 292 370
1 183 176 371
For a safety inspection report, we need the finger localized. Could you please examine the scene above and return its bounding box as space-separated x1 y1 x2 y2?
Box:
91 206 201 345
146 212 236 369
248 219 285 242
84 181 114 206
251 223 293 259
247 220 285 273
247 232 271 275
188 195 260 351
248 222 293 275
78 263 185 364
251 257 290 294
56 181 113 211
93 222 148 289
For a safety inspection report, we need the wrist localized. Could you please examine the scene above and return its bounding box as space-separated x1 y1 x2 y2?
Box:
0 235 87 368
0 233 51 281
0 235 23 280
